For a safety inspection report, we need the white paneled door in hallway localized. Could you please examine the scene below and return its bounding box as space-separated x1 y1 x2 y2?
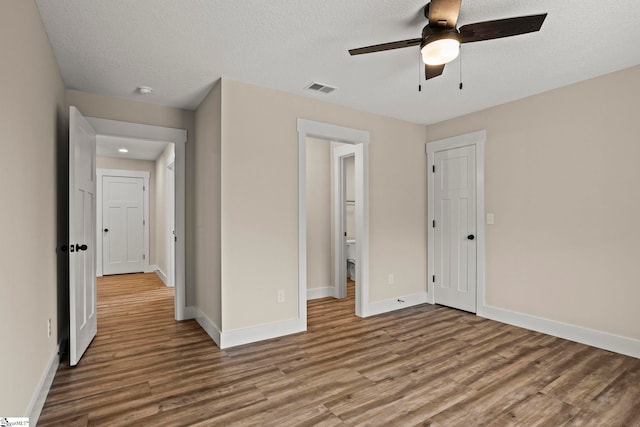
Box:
102 176 145 275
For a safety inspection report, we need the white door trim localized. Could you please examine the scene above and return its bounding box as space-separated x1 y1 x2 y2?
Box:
87 117 188 321
298 119 370 320
166 159 176 287
427 130 486 315
331 144 357 299
96 169 150 276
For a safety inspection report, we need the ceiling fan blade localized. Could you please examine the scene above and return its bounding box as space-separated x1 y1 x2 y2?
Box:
459 14 547 44
349 38 422 56
427 0 462 28
425 64 445 80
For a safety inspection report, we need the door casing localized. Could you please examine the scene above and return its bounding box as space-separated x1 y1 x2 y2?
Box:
87 117 187 320
166 156 176 287
427 130 486 315
331 144 357 300
298 119 370 320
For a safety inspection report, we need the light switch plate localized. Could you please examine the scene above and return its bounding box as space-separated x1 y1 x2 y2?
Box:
487 213 495 225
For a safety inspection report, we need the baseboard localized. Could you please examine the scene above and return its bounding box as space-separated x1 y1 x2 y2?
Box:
193 307 221 348
220 318 306 349
27 345 59 424
362 292 429 317
154 268 171 286
307 286 335 300
184 306 197 320
145 264 159 274
481 305 640 359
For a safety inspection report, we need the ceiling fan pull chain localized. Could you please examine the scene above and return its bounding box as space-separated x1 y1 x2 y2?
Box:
418 55 422 92
459 46 464 90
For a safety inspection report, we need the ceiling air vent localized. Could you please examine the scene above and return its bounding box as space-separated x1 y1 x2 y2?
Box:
305 82 337 95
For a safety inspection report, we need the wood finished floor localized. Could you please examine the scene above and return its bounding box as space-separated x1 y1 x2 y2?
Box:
39 274 640 426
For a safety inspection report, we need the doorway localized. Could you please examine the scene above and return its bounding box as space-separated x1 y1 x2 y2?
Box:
86 116 187 320
297 119 370 323
427 130 486 314
67 108 187 367
305 139 358 307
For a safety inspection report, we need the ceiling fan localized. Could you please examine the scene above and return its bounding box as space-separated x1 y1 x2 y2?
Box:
349 0 547 80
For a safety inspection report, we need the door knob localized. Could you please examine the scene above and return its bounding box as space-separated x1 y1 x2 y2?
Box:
104 228 109 232
75 244 88 251
467 234 475 240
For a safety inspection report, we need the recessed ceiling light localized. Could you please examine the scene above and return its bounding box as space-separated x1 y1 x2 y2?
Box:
118 148 129 153
136 85 153 95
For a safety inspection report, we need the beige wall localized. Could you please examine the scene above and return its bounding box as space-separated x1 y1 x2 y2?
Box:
155 143 175 276
221 78 426 330
96 156 157 265
194 81 222 328
0 0 66 415
427 65 640 340
306 137 332 290
66 90 196 304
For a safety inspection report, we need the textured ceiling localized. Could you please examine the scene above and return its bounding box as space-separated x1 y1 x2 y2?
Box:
36 0 640 125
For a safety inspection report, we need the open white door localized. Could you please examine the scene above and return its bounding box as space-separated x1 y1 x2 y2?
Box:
69 106 97 366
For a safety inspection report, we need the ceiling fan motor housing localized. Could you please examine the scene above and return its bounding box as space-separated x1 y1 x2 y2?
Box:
421 26 459 45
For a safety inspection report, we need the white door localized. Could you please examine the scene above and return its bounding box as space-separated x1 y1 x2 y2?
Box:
102 176 145 275
433 145 477 312
69 106 97 366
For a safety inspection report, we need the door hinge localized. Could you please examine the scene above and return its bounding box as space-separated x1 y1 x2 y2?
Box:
432 275 436 283
432 220 436 228
143 254 146 260
143 185 146 191
432 165 436 173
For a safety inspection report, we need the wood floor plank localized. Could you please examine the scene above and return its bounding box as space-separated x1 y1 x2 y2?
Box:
38 381 151 426
37 274 640 426
338 375 468 426
487 392 580 427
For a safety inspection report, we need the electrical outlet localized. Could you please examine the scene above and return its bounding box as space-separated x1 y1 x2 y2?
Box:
277 289 285 303
47 318 52 338
388 274 394 285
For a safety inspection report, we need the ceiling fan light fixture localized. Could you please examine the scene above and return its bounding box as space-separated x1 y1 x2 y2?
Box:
421 33 460 65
